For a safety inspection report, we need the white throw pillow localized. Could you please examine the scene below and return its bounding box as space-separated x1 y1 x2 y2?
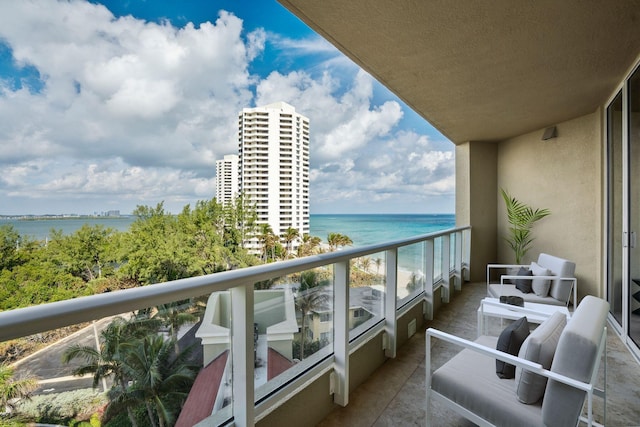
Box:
530 262 551 297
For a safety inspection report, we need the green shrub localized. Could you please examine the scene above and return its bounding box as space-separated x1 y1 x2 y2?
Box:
15 388 107 424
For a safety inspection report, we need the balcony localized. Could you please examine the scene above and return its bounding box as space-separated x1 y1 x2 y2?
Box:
2 227 469 425
3 224 639 425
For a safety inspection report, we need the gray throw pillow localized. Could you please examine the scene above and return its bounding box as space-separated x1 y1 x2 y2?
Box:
496 316 530 379
530 262 551 297
515 267 533 293
515 311 567 403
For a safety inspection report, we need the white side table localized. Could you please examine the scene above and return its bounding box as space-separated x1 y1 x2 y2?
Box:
477 297 571 337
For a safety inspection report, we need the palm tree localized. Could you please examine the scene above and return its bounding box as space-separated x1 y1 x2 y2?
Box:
299 270 319 291
297 234 322 257
327 233 353 252
63 317 145 427
360 257 372 272
501 188 551 264
258 223 278 262
122 335 197 427
295 290 329 359
281 227 300 258
0 363 38 412
153 300 199 353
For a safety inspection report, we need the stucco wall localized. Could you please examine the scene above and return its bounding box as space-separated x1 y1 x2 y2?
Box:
456 141 498 281
497 112 603 299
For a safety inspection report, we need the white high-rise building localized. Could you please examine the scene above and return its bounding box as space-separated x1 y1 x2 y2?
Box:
215 154 239 206
238 102 310 251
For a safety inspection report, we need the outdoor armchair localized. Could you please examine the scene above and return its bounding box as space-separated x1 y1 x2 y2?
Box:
425 296 608 427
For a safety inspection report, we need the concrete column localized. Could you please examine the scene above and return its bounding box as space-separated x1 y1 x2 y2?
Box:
456 141 498 282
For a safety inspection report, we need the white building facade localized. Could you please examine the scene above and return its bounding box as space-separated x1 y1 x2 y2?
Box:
215 154 240 206
238 102 310 251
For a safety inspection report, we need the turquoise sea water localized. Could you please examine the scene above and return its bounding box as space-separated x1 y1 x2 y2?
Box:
310 214 455 247
0 214 455 246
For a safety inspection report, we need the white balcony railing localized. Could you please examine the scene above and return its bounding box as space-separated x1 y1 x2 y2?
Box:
0 226 470 426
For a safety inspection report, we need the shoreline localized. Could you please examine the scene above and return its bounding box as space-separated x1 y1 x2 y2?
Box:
358 256 417 299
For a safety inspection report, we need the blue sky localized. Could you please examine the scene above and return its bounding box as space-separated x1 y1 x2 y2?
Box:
0 0 454 215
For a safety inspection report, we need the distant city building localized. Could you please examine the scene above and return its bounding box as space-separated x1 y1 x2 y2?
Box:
238 102 310 251
215 154 240 206
94 210 120 217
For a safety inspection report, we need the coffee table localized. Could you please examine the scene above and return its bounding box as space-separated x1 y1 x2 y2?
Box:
477 297 571 337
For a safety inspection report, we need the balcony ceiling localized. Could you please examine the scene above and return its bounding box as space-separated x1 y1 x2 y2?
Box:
277 1 640 144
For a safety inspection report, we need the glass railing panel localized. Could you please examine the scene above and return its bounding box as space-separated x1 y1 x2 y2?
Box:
3 322 111 423
254 267 334 401
397 242 426 305
193 291 232 420
349 252 385 339
2 293 222 426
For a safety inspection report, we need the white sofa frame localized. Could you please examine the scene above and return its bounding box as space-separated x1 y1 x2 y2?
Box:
425 300 607 427
486 253 578 308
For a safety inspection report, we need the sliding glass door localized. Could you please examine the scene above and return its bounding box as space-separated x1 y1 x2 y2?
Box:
629 69 640 348
607 91 623 327
607 65 640 353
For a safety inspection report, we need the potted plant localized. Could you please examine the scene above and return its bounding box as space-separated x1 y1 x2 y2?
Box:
501 188 551 265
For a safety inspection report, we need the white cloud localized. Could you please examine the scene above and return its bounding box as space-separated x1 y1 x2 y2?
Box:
0 0 454 215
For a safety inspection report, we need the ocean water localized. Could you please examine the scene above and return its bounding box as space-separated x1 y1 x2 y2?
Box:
0 217 136 241
310 214 455 247
0 214 455 246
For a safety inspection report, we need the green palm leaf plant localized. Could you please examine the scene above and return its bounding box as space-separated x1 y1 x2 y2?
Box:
501 189 551 264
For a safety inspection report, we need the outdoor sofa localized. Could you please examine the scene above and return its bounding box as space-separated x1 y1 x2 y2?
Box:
487 253 577 308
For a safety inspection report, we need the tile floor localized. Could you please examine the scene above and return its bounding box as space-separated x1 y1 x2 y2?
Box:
318 283 640 427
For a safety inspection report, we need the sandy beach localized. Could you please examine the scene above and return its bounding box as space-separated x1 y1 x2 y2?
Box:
357 257 420 299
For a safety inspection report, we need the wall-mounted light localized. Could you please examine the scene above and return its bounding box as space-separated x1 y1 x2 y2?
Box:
541 126 557 140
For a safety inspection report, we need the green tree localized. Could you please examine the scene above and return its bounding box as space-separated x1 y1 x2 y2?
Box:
153 301 199 353
121 335 197 427
46 225 117 281
118 203 191 284
295 290 329 360
0 225 22 271
297 234 322 257
62 317 149 427
258 223 280 262
359 257 372 272
0 363 38 411
223 193 257 251
281 227 300 259
327 233 353 252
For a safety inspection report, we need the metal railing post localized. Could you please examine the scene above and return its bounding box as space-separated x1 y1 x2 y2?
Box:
441 235 451 303
231 284 255 426
424 240 435 320
333 261 350 406
454 231 463 291
385 248 398 358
